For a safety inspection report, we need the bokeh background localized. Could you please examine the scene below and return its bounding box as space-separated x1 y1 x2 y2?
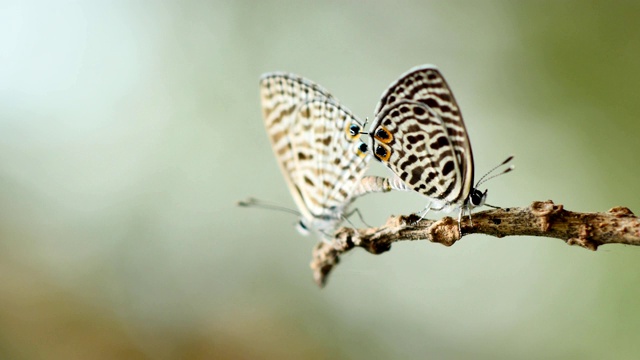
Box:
2 1 640 359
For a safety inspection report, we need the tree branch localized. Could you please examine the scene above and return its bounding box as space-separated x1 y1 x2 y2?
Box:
310 200 640 287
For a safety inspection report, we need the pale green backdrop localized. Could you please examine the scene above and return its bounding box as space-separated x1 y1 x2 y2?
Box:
1 1 640 359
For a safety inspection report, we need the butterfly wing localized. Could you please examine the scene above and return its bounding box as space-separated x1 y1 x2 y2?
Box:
260 73 369 228
290 98 369 221
260 73 335 220
371 65 474 205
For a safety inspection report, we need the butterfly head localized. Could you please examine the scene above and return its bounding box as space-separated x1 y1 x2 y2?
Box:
296 219 311 235
468 156 515 209
468 188 488 209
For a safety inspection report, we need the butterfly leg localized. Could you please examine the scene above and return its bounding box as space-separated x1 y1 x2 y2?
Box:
344 208 372 228
457 206 474 236
412 201 433 224
415 207 431 223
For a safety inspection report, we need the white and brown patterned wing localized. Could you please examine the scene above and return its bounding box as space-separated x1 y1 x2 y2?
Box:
290 98 369 220
371 100 461 203
372 65 473 204
259 73 334 218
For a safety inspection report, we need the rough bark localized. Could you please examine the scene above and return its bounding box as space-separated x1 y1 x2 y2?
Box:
310 200 640 287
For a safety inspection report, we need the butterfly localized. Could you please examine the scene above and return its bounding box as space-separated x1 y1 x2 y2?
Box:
367 65 513 228
258 72 405 240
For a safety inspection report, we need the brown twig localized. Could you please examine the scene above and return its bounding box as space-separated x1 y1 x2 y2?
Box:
310 200 640 287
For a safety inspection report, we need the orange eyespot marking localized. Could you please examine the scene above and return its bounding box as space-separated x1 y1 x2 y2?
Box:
375 144 391 162
346 122 361 140
374 127 393 144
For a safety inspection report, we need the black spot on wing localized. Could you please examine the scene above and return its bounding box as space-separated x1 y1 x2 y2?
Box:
407 134 425 144
424 98 438 109
442 161 455 176
430 136 449 150
406 124 422 133
409 167 423 185
399 154 418 171
424 172 436 183
304 176 314 186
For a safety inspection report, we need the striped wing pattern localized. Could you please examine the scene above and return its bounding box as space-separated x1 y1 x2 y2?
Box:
370 65 474 206
260 73 333 181
259 73 369 235
291 98 369 220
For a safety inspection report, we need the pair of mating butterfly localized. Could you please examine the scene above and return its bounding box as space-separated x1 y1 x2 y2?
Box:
251 65 513 240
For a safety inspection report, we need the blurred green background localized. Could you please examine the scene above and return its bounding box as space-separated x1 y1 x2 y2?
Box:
2 1 640 359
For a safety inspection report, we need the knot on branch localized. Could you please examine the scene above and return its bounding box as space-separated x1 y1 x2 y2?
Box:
567 223 598 251
361 235 392 254
531 200 564 231
608 206 635 217
427 217 460 246
386 215 408 227
333 228 356 251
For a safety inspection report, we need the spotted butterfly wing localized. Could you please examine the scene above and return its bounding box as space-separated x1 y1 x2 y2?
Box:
260 72 334 182
260 73 371 238
369 65 475 211
289 98 370 232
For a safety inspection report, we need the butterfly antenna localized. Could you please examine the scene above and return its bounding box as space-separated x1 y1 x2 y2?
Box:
476 166 514 188
475 155 515 188
237 197 301 216
483 203 502 209
359 117 370 135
